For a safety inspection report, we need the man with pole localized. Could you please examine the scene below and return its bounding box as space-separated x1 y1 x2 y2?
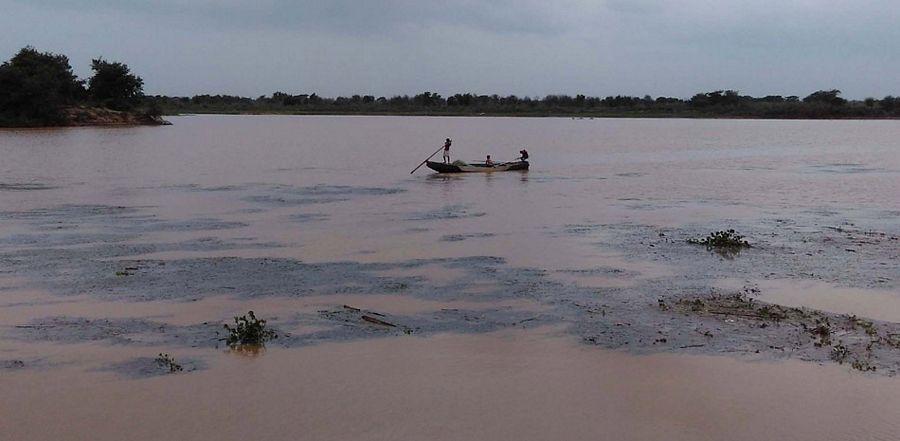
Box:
442 138 452 163
410 138 453 174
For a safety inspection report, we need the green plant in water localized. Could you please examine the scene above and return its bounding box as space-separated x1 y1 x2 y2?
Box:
830 343 850 364
687 229 751 248
757 304 788 322
223 310 277 347
851 358 876 372
885 334 900 348
808 318 832 347
155 353 182 373
657 298 670 311
849 315 878 337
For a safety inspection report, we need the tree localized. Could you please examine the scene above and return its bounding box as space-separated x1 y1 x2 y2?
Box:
689 90 740 108
0 46 84 125
880 96 898 114
88 58 144 110
803 89 846 106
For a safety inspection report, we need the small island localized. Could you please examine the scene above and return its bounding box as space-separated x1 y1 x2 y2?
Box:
0 47 168 128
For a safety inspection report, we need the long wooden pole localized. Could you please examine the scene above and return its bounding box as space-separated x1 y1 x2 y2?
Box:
410 146 445 174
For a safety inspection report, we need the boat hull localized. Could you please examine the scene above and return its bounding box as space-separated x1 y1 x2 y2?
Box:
426 161 529 173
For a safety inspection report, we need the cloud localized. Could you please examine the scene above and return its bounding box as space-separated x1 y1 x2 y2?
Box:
2 0 898 98
11 0 580 35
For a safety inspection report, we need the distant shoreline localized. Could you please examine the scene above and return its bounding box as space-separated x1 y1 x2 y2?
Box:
149 89 900 121
164 110 900 121
0 106 170 129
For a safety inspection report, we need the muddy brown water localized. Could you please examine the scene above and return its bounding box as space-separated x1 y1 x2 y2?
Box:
1 116 899 440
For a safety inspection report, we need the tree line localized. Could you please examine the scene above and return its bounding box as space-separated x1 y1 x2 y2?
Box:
2 46 898 126
149 89 900 119
0 46 151 126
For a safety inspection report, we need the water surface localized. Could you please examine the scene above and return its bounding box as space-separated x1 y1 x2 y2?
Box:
2 116 899 440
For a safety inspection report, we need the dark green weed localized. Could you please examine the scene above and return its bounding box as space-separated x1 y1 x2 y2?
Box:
688 229 751 248
155 353 182 373
223 311 277 347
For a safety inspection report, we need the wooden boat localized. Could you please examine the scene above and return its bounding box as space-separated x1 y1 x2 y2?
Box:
426 160 529 173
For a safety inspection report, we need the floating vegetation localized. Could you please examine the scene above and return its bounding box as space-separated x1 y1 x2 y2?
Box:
670 292 899 372
830 343 850 364
687 229 751 248
155 353 183 373
851 358 877 372
223 311 277 347
657 298 670 311
850 315 878 336
687 230 752 258
806 318 832 347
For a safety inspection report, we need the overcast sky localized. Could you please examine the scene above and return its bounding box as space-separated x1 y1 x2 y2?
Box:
1 0 898 98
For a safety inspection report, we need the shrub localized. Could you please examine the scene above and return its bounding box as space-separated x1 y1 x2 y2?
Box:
687 229 751 248
223 311 277 347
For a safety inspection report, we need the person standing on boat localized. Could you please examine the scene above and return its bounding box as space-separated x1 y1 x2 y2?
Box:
519 149 529 161
442 138 452 163
485 155 494 166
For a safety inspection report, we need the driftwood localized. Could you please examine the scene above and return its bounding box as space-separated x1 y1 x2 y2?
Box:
342 305 397 327
361 315 397 327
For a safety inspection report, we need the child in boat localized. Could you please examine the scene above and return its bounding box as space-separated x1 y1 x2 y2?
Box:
443 138 452 163
485 155 494 166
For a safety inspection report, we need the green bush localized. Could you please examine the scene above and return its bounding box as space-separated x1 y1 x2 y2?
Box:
687 229 751 248
223 311 277 347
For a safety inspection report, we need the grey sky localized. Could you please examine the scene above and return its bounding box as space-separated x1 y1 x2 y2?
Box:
2 0 898 98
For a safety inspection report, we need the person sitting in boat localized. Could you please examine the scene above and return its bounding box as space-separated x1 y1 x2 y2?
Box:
519 149 529 161
485 155 494 167
442 138 452 163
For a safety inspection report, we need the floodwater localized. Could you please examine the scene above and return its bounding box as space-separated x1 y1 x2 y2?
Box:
1 115 899 440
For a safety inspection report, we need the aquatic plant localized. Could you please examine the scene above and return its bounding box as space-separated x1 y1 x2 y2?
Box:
155 353 182 373
686 229 752 259
757 304 788 322
688 230 749 247
807 318 832 347
687 229 751 249
830 343 850 364
851 358 876 372
223 311 277 347
657 298 670 311
885 334 900 349
849 315 878 337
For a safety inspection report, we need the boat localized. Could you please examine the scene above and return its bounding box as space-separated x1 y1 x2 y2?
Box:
425 160 529 173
